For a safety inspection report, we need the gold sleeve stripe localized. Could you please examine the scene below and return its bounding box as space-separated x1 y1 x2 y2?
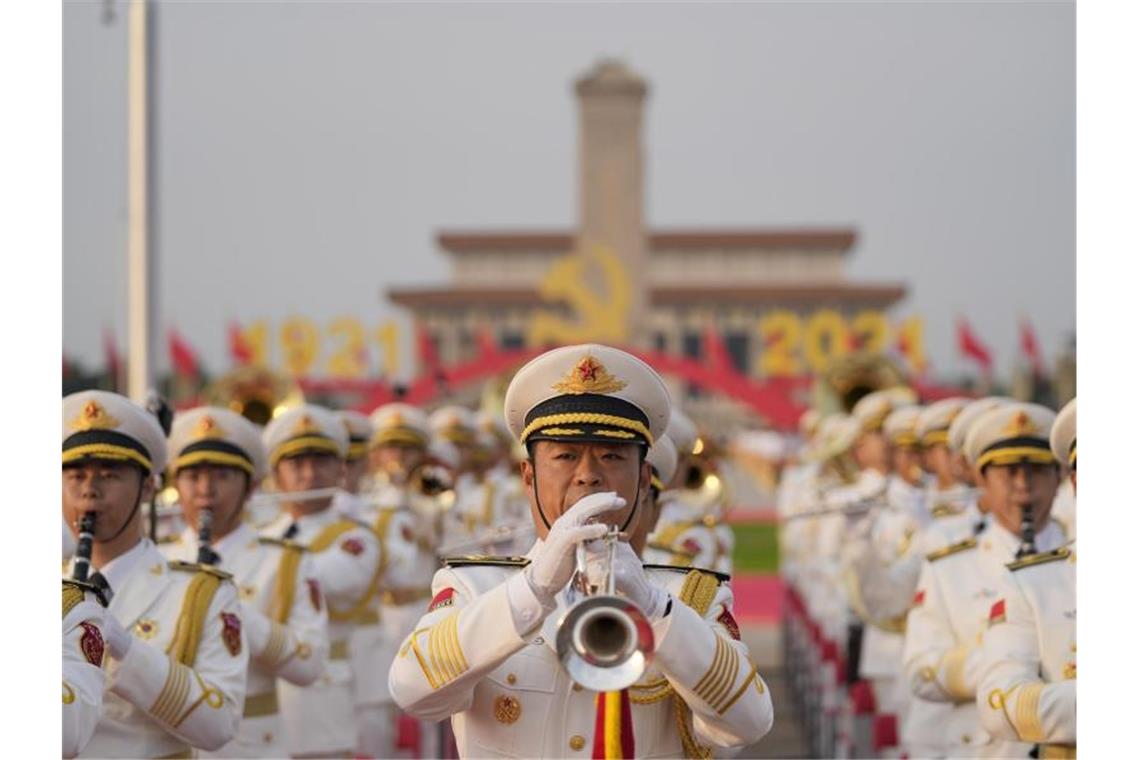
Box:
708 638 742 711
174 668 225 728
694 634 741 711
445 612 470 675
150 662 190 726
429 613 468 686
1015 682 1046 743
406 628 440 689
703 638 740 710
427 621 449 685
718 662 760 715
939 646 972 701
260 622 288 667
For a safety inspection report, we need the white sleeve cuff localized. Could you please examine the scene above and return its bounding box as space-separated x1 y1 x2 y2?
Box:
505 572 554 637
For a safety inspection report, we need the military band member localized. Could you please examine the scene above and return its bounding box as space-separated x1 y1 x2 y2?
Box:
63 583 107 758
353 402 439 758
388 344 774 757
62 391 248 758
637 436 684 565
260 404 385 758
646 410 720 571
976 398 1076 758
903 403 1065 756
944 397 1014 534
163 407 330 758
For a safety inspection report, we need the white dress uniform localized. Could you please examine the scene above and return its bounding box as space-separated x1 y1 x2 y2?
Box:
62 391 249 758
63 585 107 759
388 550 774 757
164 524 330 757
259 507 383 756
259 403 386 757
70 540 250 758
903 522 1065 758
977 546 1075 757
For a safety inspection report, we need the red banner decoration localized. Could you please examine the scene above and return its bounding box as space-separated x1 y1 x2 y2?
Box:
168 328 201 378
956 318 993 372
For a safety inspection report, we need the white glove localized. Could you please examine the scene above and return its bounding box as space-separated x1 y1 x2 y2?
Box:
582 540 669 619
524 491 626 603
104 615 133 660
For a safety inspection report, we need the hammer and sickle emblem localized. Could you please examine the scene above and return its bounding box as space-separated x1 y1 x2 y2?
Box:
527 245 632 346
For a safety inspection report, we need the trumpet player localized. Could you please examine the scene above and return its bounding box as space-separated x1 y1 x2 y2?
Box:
62 391 249 758
388 344 774 757
162 407 330 758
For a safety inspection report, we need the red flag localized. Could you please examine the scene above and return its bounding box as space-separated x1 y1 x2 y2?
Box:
228 322 253 366
1019 319 1045 377
475 326 498 357
168 328 201 378
703 325 732 372
955 318 993 372
416 323 440 372
103 328 122 391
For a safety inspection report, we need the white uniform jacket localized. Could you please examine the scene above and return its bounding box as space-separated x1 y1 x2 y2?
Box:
902 521 1064 755
164 522 330 757
977 546 1076 756
71 539 248 758
388 551 773 758
63 585 107 759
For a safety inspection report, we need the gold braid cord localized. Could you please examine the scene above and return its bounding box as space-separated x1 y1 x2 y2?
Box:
166 572 223 667
674 570 722 758
62 583 85 620
269 545 304 625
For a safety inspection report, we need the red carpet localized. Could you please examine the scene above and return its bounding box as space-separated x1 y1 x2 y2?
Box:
729 574 782 623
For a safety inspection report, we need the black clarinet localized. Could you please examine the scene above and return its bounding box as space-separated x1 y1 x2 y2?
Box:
67 511 111 607
197 509 220 566
72 512 97 582
1015 504 1037 558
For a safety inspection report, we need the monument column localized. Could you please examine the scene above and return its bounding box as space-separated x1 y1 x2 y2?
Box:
575 60 650 345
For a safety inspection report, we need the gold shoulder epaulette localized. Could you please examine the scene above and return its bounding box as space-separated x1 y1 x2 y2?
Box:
1007 546 1071 572
442 554 531 568
930 504 961 519
167 560 234 581
258 536 306 551
926 537 978 562
642 563 730 583
155 534 182 545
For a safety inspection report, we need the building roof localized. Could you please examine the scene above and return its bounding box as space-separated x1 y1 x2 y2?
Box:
388 282 906 309
436 229 858 254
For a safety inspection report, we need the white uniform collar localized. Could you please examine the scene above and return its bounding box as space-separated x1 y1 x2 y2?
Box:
96 537 151 591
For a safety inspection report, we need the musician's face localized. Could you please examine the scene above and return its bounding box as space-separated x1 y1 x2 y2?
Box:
891 445 924 486
274 452 344 514
521 440 651 539
979 461 1060 536
853 431 889 473
369 445 425 484
62 459 154 541
174 464 253 539
343 457 369 494
923 443 956 484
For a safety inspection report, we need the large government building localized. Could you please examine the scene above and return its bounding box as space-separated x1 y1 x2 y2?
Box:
386 59 908 422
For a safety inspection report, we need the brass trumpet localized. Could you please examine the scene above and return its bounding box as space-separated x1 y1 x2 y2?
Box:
555 527 654 691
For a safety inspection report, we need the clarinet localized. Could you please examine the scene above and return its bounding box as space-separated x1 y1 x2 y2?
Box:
196 509 220 566
1015 504 1037 558
66 511 110 607
72 512 96 582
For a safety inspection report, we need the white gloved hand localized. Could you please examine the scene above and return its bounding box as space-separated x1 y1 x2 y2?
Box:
104 615 134 660
524 491 626 603
582 540 669 619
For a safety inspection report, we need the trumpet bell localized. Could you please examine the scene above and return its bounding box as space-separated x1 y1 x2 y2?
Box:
556 595 655 692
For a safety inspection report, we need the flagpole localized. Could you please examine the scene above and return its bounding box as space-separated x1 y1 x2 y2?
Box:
126 0 159 403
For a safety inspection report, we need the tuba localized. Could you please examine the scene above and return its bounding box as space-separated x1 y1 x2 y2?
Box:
555 527 654 691
814 351 909 415
204 366 304 427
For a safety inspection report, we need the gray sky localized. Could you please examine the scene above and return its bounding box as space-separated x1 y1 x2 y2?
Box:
63 0 1074 382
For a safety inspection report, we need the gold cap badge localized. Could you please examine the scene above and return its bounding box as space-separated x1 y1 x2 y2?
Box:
69 400 119 432
552 355 627 395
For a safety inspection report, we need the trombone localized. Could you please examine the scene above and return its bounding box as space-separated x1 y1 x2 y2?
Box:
555 527 655 692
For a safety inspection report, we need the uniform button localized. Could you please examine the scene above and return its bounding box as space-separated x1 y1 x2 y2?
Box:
507 673 517 685
962 735 971 744
920 666 936 682
569 735 586 751
572 682 583 692
263 733 273 744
